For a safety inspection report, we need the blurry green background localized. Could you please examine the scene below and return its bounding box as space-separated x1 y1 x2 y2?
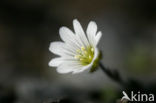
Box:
0 0 156 103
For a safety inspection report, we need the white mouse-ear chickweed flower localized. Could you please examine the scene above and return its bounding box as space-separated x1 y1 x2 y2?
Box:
49 19 102 74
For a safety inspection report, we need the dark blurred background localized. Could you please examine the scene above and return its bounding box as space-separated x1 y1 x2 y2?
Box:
0 0 156 103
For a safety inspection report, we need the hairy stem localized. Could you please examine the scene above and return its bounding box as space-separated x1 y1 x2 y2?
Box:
99 62 125 87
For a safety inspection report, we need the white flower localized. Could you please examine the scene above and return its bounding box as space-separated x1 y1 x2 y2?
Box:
49 19 102 74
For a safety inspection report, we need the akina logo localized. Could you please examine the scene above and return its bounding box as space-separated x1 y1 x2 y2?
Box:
121 91 155 102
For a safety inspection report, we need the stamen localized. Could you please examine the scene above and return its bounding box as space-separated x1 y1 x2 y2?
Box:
80 58 83 61
81 46 85 51
89 55 92 59
74 46 94 65
74 55 80 59
76 49 81 53
91 48 94 52
84 51 88 55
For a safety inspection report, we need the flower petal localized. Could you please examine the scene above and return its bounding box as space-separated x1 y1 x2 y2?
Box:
57 65 73 73
73 19 89 47
86 21 97 46
49 57 63 67
49 41 75 56
72 65 91 74
87 21 97 37
95 31 102 45
59 27 81 49
56 62 81 74
92 48 99 62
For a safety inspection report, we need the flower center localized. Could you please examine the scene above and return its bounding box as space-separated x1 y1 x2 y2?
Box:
74 46 94 65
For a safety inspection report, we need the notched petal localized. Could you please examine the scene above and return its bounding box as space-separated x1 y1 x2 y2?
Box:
87 21 97 36
95 31 102 45
73 19 89 46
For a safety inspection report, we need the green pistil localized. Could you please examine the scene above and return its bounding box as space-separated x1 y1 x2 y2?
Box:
74 46 94 65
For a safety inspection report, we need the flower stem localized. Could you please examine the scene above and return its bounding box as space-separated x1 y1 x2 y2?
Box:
99 62 125 87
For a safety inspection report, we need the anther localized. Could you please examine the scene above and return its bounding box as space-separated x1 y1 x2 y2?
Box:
76 49 81 53
80 58 84 61
84 51 88 55
74 55 80 59
81 46 85 51
91 48 94 52
89 55 92 59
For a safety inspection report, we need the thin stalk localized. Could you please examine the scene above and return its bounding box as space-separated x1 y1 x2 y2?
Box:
99 62 126 87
